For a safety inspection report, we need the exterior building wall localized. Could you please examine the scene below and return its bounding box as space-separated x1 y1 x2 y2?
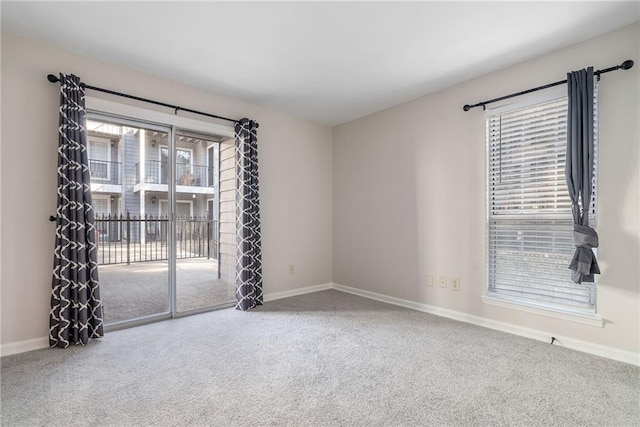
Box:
218 138 236 286
123 132 140 216
88 123 219 248
117 134 125 214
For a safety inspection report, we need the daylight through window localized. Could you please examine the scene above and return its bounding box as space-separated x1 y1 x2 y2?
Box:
487 96 597 312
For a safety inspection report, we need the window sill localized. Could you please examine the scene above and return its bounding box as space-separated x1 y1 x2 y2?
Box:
481 294 604 328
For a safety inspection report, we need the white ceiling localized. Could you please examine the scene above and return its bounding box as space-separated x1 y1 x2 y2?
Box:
2 2 639 126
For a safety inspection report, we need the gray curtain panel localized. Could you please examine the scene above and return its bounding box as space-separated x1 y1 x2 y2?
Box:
235 118 263 310
566 67 600 284
50 74 104 347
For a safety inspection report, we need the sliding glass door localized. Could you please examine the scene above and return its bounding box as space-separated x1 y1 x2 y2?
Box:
174 130 234 314
87 114 172 326
87 112 234 329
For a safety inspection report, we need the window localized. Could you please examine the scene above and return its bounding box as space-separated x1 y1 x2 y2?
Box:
487 95 597 313
88 136 111 181
92 196 111 243
159 199 193 218
160 146 193 185
92 196 111 217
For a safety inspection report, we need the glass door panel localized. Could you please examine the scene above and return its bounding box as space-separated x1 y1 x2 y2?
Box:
87 114 172 326
174 130 233 313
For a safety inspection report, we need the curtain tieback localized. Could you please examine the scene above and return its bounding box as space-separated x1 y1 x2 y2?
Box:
573 224 598 249
569 224 600 284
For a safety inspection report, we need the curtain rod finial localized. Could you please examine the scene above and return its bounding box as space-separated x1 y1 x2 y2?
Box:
47 74 59 83
463 104 471 112
620 60 634 70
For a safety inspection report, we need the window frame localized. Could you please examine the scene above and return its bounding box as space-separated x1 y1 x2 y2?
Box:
483 88 603 327
85 97 234 140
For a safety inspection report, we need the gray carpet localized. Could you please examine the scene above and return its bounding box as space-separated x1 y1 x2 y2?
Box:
2 290 639 426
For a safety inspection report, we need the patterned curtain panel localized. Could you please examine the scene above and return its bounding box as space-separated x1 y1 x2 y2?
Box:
235 118 263 310
566 67 600 284
50 74 104 347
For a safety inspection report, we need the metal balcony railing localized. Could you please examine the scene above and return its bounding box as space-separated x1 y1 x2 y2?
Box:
135 160 214 187
89 159 121 185
94 212 218 265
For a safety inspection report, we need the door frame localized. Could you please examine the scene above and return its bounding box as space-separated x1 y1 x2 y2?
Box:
86 97 233 331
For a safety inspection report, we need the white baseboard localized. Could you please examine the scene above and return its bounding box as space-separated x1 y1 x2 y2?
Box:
1 337 49 357
1 283 334 357
332 283 640 367
264 282 333 302
4 282 637 367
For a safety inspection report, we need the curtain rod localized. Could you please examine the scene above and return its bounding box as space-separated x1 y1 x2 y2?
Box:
46 73 257 127
462 59 634 112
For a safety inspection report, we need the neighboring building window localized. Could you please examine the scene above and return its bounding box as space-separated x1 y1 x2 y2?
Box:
92 196 111 217
160 147 193 185
159 199 193 219
92 196 112 243
487 96 597 312
88 136 111 181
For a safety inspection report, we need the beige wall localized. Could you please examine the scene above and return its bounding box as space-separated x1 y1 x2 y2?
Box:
333 24 640 355
0 33 333 345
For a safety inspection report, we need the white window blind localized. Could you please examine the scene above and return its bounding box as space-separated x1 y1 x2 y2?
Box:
487 96 597 311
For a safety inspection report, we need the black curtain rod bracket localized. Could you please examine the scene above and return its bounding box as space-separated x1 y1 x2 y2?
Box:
46 73 259 128
463 59 634 112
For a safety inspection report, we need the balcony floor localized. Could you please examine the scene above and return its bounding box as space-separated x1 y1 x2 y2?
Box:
99 258 235 324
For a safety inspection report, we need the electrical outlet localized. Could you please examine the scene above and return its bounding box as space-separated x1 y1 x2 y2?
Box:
451 278 460 291
288 264 295 275
425 275 433 287
439 276 447 288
